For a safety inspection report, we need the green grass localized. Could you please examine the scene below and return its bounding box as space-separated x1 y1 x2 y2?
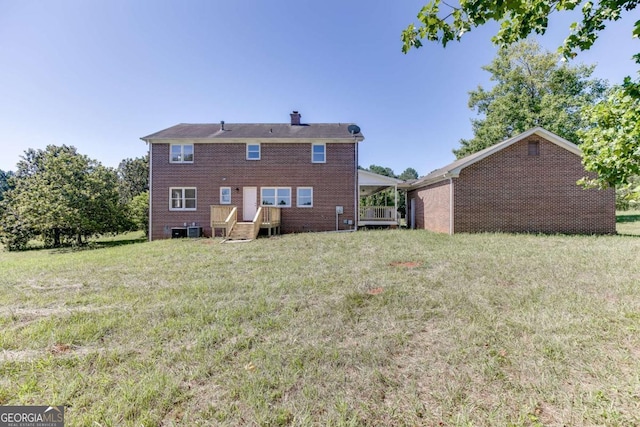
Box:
1 230 640 426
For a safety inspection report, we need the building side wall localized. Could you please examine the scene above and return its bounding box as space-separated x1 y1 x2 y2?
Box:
453 135 616 234
150 142 356 240
407 180 451 233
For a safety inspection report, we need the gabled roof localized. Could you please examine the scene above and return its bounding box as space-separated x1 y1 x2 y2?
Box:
141 123 364 142
411 127 581 189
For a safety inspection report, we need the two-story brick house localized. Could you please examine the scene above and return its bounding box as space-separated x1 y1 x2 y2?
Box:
141 112 364 240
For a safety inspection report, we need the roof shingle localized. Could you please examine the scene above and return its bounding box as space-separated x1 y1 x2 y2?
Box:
141 123 363 141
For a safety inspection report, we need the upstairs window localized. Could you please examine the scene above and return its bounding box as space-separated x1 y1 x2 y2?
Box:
247 143 261 160
261 187 291 207
170 187 196 210
528 141 540 156
312 143 326 163
170 144 194 163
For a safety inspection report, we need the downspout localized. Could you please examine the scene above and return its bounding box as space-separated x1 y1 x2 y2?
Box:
148 141 153 241
354 138 359 231
449 177 453 235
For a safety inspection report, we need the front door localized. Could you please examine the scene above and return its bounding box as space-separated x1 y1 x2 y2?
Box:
243 187 258 221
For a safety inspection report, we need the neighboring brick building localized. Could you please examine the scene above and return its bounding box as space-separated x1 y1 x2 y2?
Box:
406 127 616 234
141 111 364 240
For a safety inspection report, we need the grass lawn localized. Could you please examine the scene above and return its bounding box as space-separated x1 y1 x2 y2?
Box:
1 230 639 426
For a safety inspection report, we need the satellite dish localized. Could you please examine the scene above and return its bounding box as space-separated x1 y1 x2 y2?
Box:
347 124 361 135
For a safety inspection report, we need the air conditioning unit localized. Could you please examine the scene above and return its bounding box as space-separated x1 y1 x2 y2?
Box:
171 228 187 239
187 226 202 238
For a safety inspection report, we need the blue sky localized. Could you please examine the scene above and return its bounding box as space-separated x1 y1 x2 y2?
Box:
1 1 637 176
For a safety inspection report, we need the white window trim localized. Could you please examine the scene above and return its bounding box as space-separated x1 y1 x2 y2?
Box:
170 144 194 164
246 143 261 160
312 143 326 164
220 187 231 205
261 187 292 208
297 187 313 208
169 187 197 211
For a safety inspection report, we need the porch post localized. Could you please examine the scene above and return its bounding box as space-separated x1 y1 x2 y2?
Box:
394 184 398 223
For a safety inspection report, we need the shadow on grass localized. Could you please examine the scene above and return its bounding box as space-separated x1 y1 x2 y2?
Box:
49 234 147 254
617 213 640 223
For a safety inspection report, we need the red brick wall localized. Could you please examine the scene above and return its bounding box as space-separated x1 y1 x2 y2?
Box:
407 180 451 233
150 142 357 240
452 135 616 234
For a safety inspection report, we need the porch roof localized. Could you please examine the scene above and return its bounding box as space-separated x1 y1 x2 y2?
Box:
358 169 403 196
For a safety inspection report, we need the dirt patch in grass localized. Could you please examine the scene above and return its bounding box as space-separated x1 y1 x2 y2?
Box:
389 261 422 268
1 345 97 362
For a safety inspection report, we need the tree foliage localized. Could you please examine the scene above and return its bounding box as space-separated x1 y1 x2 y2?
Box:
117 155 148 203
0 145 129 250
0 170 13 202
398 167 419 181
579 78 640 188
127 191 149 236
401 0 639 60
456 40 607 157
401 0 639 186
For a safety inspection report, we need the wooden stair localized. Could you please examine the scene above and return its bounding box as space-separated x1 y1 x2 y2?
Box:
226 222 255 241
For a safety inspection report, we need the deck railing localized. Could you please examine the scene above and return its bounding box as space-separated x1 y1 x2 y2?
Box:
261 207 281 226
359 206 397 221
211 205 237 237
252 207 263 239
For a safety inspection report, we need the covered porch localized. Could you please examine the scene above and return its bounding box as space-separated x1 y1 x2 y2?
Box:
358 169 404 227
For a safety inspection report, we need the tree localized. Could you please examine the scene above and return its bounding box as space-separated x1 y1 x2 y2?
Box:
455 40 608 157
0 170 13 202
367 164 395 178
401 0 639 61
117 155 149 203
578 79 640 188
398 167 419 181
127 191 149 236
0 145 129 249
401 0 639 185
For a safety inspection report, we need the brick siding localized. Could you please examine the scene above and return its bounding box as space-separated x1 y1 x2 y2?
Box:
408 135 615 234
407 180 451 233
453 135 615 234
150 142 357 240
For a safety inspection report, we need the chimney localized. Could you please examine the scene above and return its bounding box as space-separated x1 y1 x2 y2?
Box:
290 111 301 126
220 120 225 131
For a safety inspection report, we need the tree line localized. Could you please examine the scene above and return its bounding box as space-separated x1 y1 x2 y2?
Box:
0 147 148 250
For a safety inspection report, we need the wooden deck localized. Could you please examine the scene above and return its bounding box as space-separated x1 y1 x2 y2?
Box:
211 205 281 240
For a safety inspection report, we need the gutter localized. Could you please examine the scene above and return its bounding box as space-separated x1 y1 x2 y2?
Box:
148 141 153 241
354 140 358 231
141 137 152 241
449 177 454 235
